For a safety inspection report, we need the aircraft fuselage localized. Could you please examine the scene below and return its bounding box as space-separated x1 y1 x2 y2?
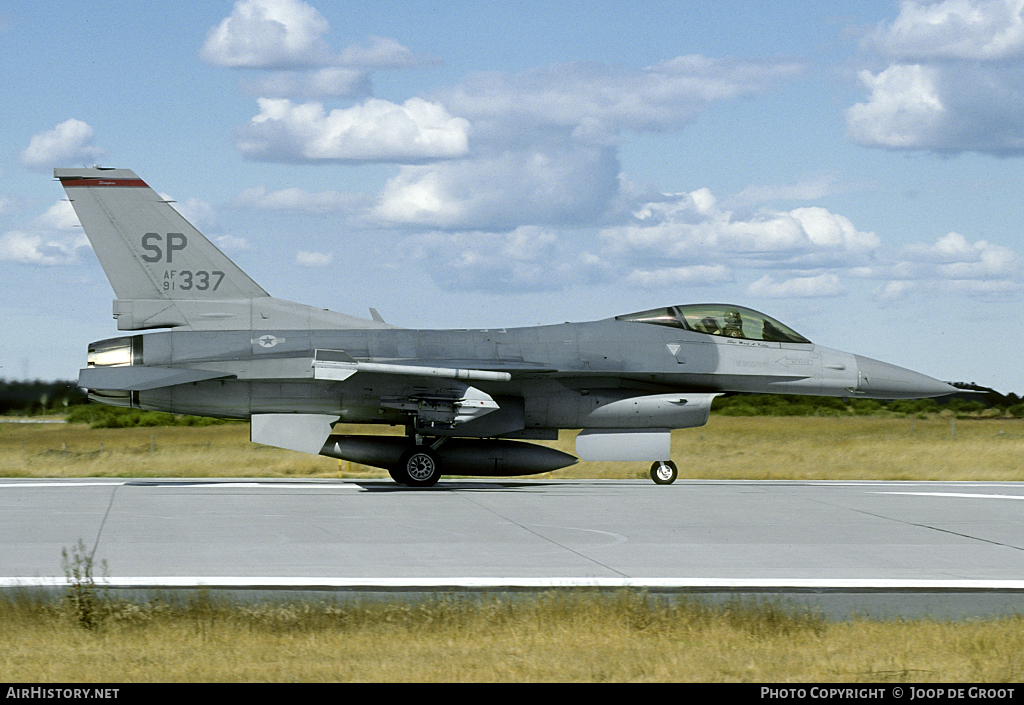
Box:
85 316 948 436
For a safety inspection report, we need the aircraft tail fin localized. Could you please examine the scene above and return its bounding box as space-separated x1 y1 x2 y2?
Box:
57 167 385 332
56 168 268 302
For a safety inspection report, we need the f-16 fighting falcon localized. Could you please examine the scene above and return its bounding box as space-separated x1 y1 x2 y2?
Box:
58 167 958 486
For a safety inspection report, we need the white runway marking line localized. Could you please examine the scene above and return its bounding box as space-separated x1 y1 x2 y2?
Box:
0 481 128 488
7 577 1024 590
876 492 1024 501
0 481 360 490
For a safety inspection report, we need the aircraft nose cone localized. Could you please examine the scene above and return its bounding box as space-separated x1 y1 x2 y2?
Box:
853 355 959 399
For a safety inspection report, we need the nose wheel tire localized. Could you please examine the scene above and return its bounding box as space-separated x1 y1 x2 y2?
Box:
399 446 442 487
650 460 678 485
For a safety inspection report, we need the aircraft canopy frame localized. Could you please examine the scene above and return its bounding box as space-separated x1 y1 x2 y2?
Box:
616 304 811 344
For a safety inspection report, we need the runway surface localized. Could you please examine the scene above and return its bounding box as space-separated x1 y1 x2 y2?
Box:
3 478 1024 619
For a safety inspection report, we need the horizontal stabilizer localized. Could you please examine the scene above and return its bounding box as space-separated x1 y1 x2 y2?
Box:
78 366 232 391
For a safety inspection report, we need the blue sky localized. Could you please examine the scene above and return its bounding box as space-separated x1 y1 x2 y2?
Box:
3 0 1024 393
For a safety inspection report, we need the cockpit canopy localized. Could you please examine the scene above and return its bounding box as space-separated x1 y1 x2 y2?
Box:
615 304 811 344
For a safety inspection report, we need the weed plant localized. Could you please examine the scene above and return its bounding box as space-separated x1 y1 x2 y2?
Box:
60 539 107 630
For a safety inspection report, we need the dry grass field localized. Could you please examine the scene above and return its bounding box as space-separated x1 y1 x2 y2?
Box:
5 414 1024 682
3 591 1024 682
4 414 1024 482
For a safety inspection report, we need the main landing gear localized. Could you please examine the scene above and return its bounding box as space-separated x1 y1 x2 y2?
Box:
650 460 678 485
388 436 678 487
390 440 444 487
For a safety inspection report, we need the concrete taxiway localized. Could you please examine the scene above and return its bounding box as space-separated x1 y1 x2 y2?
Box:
3 478 1024 619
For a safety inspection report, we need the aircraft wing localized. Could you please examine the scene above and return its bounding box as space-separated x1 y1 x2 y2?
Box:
78 366 233 391
80 352 558 392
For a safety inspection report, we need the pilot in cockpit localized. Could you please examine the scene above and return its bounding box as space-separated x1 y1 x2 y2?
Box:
722 309 744 338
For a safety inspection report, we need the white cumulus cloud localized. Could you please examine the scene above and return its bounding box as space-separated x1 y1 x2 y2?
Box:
235 97 471 162
602 193 880 271
373 143 618 229
873 280 917 304
295 250 334 267
846 65 945 148
401 226 607 293
865 0 1024 60
30 200 79 231
369 56 803 230
202 1 435 72
443 56 805 135
20 119 106 171
1 199 89 265
747 273 846 299
849 1 1024 154
0 230 88 266
200 0 333 68
626 265 734 288
593 189 884 298
240 68 372 99
855 231 1024 300
167 197 220 234
335 36 437 69
215 234 251 252
231 185 370 213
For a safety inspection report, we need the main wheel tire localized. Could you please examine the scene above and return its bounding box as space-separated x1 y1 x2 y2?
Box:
650 460 678 485
387 464 410 485
399 446 442 487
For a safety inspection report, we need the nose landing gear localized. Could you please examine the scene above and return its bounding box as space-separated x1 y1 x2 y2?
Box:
650 460 678 485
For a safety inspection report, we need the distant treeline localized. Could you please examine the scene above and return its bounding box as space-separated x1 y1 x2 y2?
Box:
65 404 233 429
713 384 1023 418
0 379 87 416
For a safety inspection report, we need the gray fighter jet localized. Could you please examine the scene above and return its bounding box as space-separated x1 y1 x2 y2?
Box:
58 167 958 486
